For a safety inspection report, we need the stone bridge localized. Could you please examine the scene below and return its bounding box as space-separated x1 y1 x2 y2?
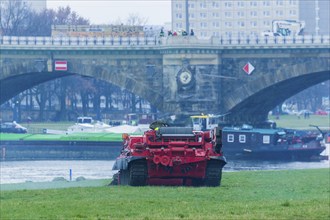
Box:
1 35 329 124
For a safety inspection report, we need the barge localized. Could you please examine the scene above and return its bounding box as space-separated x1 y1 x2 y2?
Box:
221 125 327 160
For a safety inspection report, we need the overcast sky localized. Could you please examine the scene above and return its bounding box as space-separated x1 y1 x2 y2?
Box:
47 0 172 25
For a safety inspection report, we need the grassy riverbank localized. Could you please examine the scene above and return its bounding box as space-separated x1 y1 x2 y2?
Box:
0 132 123 142
269 115 329 130
16 115 330 131
1 169 329 219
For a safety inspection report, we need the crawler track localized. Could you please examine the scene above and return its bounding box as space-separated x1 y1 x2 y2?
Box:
129 160 148 186
205 160 223 187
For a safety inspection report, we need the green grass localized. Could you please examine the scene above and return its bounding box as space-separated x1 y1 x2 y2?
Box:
0 132 123 142
1 169 329 220
268 115 330 130
21 122 75 131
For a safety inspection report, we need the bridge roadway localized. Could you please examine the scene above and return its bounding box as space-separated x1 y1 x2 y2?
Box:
1 35 330 124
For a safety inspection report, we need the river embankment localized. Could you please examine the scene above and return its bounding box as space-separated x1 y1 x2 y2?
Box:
0 133 123 160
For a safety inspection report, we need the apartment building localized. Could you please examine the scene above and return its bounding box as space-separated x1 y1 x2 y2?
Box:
172 0 329 39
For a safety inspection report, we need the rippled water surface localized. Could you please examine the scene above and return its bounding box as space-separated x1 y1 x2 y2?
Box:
0 160 116 184
1 144 329 184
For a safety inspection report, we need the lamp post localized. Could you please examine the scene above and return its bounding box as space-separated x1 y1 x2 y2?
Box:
185 0 189 34
315 0 320 36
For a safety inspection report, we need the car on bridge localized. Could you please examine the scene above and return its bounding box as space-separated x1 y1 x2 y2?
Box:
0 121 27 134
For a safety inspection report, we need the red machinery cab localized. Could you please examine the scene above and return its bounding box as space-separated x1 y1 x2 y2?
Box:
112 125 226 186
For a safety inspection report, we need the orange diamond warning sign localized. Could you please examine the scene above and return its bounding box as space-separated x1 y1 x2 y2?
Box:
243 62 255 75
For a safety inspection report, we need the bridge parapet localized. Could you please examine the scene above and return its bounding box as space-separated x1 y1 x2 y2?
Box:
1 35 329 49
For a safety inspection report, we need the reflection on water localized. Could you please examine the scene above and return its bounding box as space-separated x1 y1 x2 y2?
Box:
1 158 328 184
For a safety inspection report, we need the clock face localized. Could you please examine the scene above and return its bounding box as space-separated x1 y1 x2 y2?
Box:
179 71 192 85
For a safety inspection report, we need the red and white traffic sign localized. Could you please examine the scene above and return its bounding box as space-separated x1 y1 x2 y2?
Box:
242 62 255 75
55 60 68 71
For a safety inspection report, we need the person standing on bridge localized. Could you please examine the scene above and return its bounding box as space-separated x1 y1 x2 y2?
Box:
190 29 195 36
160 28 165 37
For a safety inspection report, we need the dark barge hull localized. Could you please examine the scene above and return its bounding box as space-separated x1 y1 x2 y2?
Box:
224 147 327 161
0 140 122 161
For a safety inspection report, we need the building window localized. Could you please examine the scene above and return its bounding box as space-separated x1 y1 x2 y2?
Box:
237 11 245 17
200 22 207 28
225 22 232 27
212 22 219 27
263 20 271 26
175 23 183 29
176 3 182 9
276 10 284 16
290 0 297 5
212 12 219 17
176 13 183 19
276 0 284 6
188 3 195 8
200 32 207 37
225 12 232 18
227 134 234 142
250 1 257 7
263 135 270 144
225 2 232 7
250 21 257 27
289 10 296 15
237 1 245 7
225 32 232 37
263 11 270 16
239 135 246 143
200 12 207 18
200 2 206 9
212 1 219 8
263 1 270 6
250 11 257 17
237 21 245 27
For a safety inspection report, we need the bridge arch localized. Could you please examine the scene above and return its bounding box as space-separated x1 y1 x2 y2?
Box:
0 60 165 111
224 59 330 123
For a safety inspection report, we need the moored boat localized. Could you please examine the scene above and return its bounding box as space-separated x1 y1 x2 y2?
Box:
221 125 327 160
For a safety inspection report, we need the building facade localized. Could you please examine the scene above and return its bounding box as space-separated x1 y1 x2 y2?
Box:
299 0 329 36
171 0 329 39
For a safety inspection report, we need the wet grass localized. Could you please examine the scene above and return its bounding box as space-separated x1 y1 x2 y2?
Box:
1 169 329 220
0 132 123 142
269 115 330 130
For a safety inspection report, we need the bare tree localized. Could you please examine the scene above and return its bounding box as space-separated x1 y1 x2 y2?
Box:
0 0 31 35
53 6 89 25
125 13 148 26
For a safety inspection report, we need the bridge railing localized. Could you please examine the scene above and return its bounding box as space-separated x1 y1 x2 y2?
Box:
211 35 330 46
0 36 160 47
0 35 329 47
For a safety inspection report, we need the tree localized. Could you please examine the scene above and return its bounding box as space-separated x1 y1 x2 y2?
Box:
24 9 55 36
125 13 148 26
1 3 89 36
53 6 89 25
0 0 31 36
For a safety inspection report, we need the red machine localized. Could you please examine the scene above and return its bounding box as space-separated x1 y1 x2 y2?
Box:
112 122 226 186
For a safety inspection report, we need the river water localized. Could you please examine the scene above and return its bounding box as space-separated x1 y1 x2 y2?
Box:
1 155 329 184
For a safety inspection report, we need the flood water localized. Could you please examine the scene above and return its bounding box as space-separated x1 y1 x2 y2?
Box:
1 156 328 184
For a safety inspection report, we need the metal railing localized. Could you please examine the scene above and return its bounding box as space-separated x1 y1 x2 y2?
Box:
0 35 329 47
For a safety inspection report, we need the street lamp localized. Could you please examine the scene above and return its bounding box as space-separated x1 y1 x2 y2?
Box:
185 0 189 34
